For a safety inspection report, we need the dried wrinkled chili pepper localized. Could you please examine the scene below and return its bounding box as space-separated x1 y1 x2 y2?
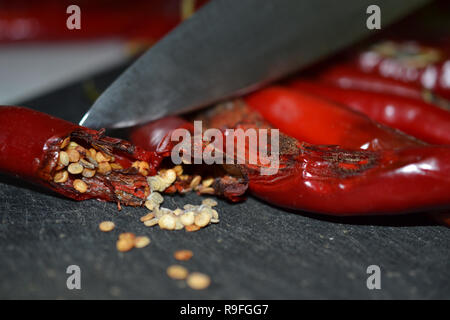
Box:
244 86 424 151
289 80 450 145
201 102 450 215
0 106 162 206
130 101 450 216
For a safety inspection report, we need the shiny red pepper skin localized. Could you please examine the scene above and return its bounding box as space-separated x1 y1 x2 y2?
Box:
289 80 450 145
244 86 423 151
352 40 450 100
316 65 426 100
0 106 160 205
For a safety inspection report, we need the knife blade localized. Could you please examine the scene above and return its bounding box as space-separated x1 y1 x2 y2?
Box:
79 0 429 129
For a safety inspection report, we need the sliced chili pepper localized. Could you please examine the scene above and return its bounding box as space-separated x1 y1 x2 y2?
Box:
244 86 424 151
289 80 450 145
0 106 161 206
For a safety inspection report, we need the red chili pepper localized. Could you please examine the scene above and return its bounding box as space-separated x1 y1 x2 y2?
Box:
129 101 450 216
316 65 426 100
351 40 450 100
288 80 450 145
0 0 208 42
0 106 161 206
246 142 450 215
244 86 423 151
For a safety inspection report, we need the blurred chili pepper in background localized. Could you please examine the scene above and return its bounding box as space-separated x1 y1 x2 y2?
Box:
347 40 450 101
0 0 208 43
288 80 450 145
244 86 423 151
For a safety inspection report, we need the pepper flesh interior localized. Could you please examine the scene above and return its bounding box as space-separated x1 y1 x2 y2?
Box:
51 135 151 206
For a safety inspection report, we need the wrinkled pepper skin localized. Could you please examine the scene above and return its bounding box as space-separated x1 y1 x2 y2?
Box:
289 80 450 145
247 142 450 215
205 103 450 215
0 106 160 205
244 86 423 151
131 102 450 216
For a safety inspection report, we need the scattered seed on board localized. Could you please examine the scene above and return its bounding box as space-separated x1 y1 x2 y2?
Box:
99 221 115 232
148 192 164 205
185 224 201 232
180 211 195 226
144 218 159 227
140 213 155 222
194 210 211 227
174 250 193 261
187 272 211 290
134 236 151 248
116 233 135 252
167 265 189 280
202 198 218 207
159 214 176 230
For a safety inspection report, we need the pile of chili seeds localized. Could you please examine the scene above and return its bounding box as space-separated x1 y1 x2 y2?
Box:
141 167 220 232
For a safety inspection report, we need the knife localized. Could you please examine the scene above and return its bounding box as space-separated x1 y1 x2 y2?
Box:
79 0 429 129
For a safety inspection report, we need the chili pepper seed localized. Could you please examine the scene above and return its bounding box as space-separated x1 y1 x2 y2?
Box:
167 265 189 280
53 170 68 183
68 162 83 175
174 250 193 261
186 272 211 290
134 236 151 248
73 179 88 193
99 221 115 232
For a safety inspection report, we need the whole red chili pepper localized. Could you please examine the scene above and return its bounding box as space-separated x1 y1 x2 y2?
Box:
244 86 423 151
289 80 450 145
351 40 450 100
0 106 161 206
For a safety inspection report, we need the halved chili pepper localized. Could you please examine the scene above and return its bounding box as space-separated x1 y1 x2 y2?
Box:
0 106 162 206
288 80 450 145
244 86 424 151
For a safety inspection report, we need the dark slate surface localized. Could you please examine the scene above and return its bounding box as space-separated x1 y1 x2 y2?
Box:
1 63 449 300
